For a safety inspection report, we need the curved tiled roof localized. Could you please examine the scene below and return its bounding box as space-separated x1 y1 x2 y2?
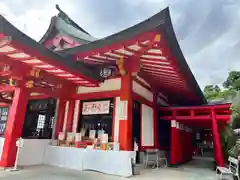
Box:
39 4 97 45
59 8 206 105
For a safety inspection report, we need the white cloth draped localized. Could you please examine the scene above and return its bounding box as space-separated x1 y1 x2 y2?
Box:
44 146 135 177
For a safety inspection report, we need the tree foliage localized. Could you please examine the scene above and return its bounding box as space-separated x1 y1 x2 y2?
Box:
223 71 240 91
203 85 221 100
204 71 240 101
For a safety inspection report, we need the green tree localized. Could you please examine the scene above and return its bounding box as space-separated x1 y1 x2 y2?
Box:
223 71 240 91
203 85 222 100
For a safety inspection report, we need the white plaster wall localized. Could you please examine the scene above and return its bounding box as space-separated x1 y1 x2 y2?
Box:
0 137 5 161
133 81 153 102
141 104 154 146
77 78 121 94
62 101 69 133
157 96 168 106
113 97 121 143
18 139 50 166
72 100 80 133
136 76 151 87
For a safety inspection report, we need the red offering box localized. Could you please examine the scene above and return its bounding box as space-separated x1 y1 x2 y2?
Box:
85 141 93 145
75 142 87 148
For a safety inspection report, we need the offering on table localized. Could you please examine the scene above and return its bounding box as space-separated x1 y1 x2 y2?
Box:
89 130 96 139
107 143 114 150
75 133 82 142
66 133 75 146
100 133 108 144
58 132 65 146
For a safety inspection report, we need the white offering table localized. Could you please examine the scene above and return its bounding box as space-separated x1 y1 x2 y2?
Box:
44 145 136 177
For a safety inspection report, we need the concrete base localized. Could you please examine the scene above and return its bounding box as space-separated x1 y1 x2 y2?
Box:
5 168 20 172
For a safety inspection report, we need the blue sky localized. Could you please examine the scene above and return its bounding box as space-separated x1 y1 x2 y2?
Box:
0 0 240 89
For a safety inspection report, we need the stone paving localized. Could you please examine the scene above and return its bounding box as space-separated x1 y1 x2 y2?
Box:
0 157 227 180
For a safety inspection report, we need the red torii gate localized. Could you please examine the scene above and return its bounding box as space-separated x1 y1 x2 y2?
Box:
160 103 231 167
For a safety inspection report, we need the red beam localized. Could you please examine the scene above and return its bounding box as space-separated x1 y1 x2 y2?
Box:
0 55 73 87
154 81 186 89
71 90 120 100
152 76 184 82
133 92 153 107
140 57 168 63
138 71 181 105
161 115 229 121
84 56 113 64
0 85 15 92
0 95 12 104
133 77 152 92
1 36 99 85
143 69 179 77
28 94 51 100
160 103 231 111
0 102 10 107
142 65 174 71
29 87 59 98
140 58 170 65
142 66 176 74
143 51 164 57
75 31 157 58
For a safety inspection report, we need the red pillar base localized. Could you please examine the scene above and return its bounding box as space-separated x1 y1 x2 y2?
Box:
0 87 28 167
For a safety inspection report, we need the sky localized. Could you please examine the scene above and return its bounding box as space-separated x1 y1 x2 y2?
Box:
0 0 240 90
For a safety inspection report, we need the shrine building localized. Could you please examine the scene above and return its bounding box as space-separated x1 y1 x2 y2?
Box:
0 5 230 174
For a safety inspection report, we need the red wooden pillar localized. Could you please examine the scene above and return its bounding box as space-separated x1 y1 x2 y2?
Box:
66 100 75 132
119 73 133 151
55 99 66 137
181 125 184 163
0 86 28 167
74 100 81 133
176 122 181 164
170 110 177 165
183 126 187 162
184 126 188 162
185 127 189 161
189 129 193 161
153 91 158 148
211 109 224 166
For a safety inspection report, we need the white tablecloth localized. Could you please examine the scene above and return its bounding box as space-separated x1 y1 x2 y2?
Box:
44 146 135 177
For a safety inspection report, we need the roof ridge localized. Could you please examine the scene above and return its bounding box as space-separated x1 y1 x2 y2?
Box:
56 4 90 35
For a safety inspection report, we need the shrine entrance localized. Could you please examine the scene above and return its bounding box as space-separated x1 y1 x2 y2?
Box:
160 104 231 168
22 99 56 139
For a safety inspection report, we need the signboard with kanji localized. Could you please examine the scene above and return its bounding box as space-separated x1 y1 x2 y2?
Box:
82 100 110 115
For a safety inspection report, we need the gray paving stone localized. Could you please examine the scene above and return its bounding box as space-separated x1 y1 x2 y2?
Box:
0 158 220 180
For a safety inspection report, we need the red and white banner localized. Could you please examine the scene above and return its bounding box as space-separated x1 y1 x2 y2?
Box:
82 100 110 115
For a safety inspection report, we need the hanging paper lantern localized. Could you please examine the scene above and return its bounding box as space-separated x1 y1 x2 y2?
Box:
100 67 112 78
